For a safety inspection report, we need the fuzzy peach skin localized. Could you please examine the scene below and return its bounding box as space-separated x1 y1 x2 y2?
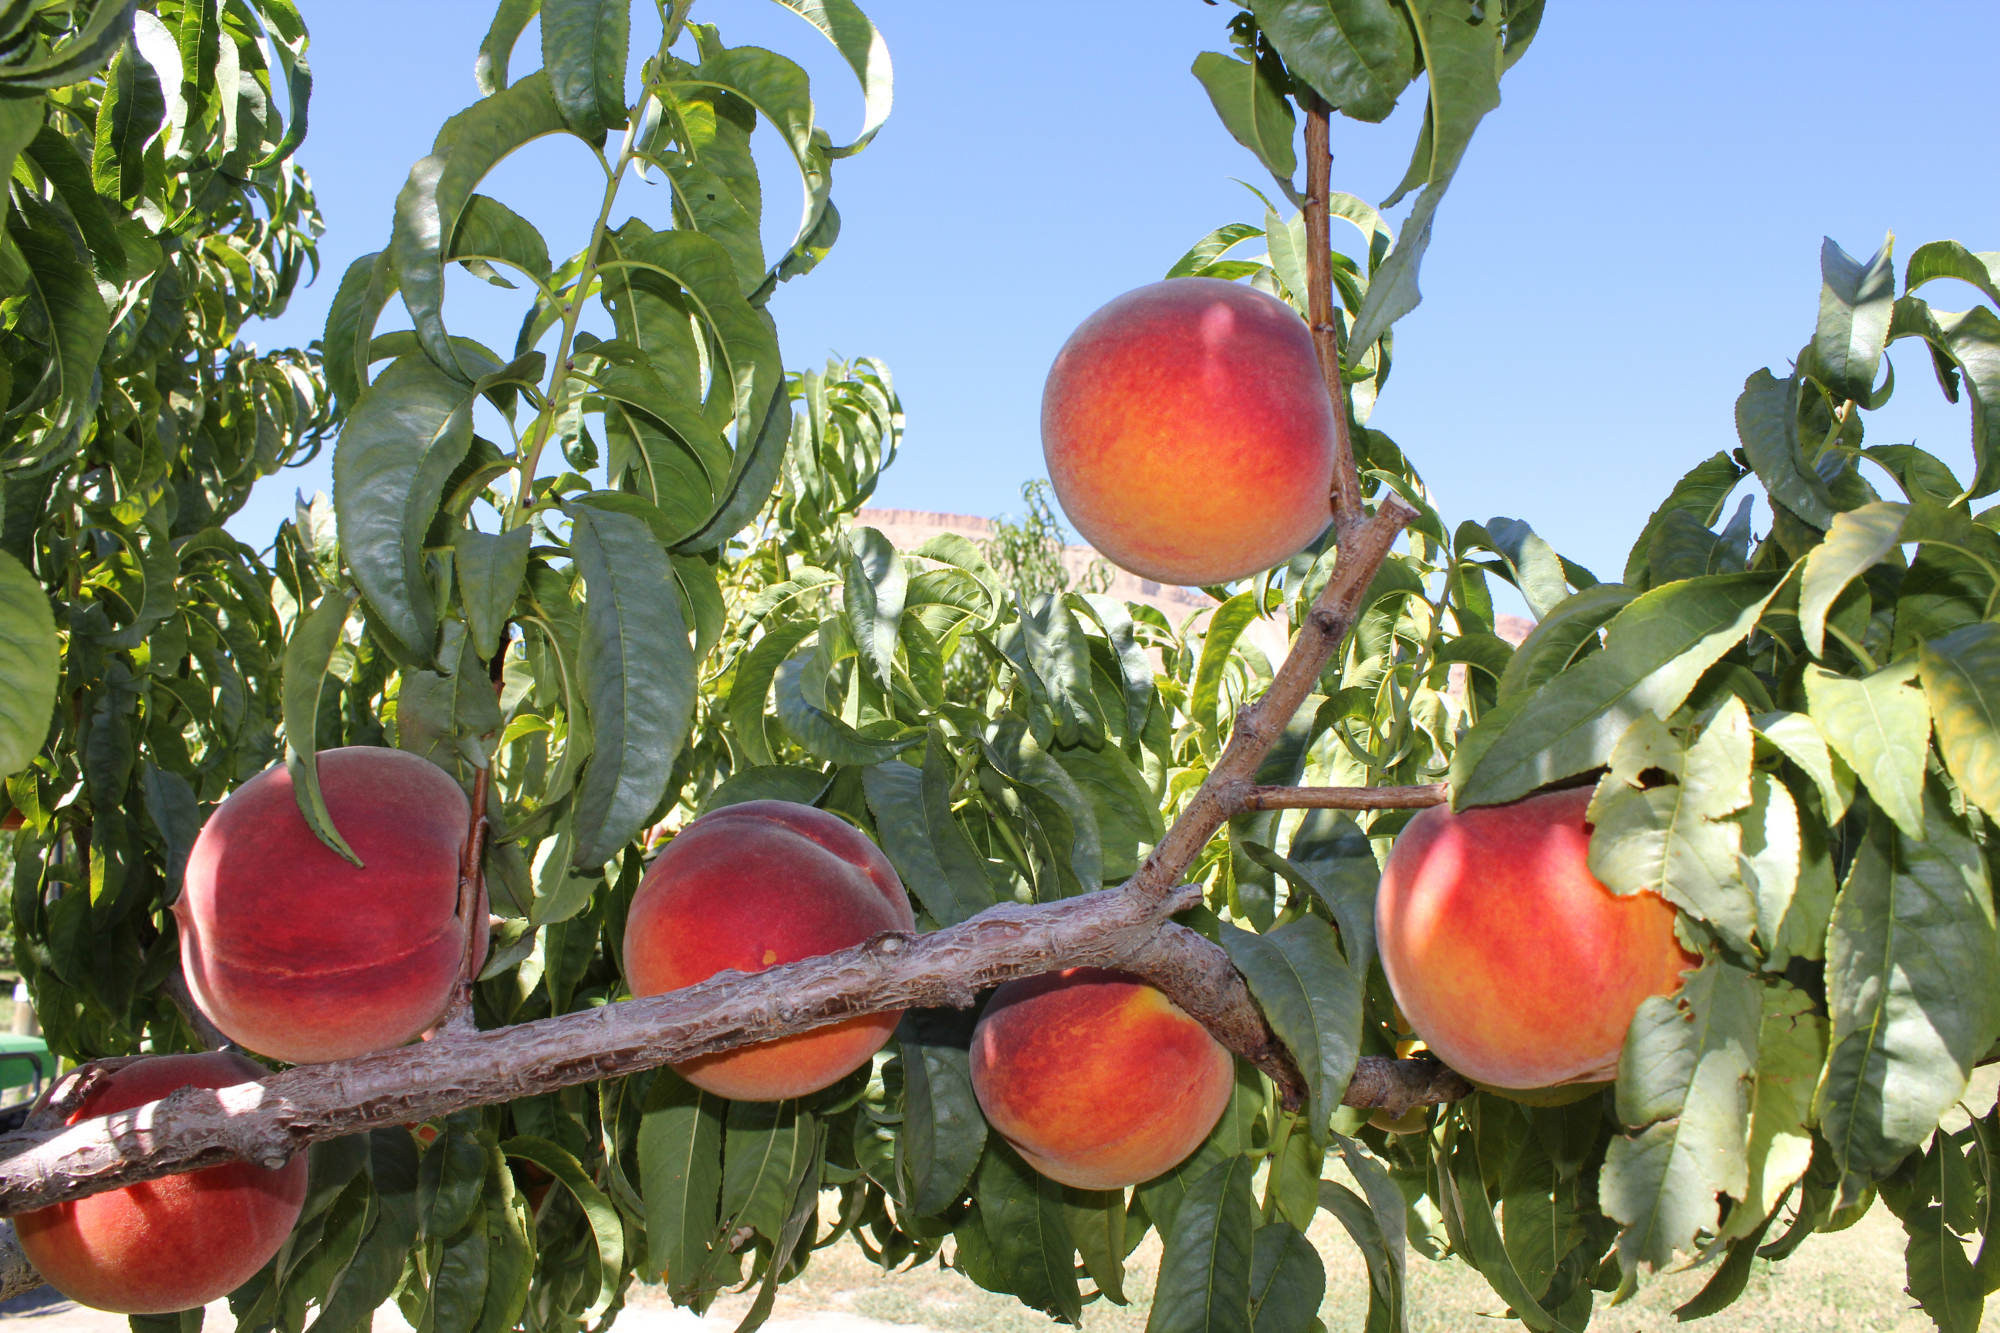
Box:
14 1052 306 1313
1376 787 1698 1090
1040 276 1337 587
622 800 915 1101
969 967 1235 1190
177 747 478 1065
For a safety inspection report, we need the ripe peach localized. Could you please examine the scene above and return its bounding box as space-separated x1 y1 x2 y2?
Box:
1041 277 1337 586
622 801 914 1100
177 747 478 1065
14 1052 306 1313
1376 787 1697 1090
969 968 1234 1190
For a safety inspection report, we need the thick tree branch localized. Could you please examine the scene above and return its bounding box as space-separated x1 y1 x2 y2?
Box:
1125 923 1307 1107
1235 783 1448 813
0 1222 35 1301
0 885 1204 1215
1302 92 1364 539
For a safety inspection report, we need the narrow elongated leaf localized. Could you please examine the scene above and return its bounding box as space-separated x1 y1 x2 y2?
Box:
1454 573 1778 808
307 1129 419 1333
1148 1154 1256 1333
985 722 1101 894
774 656 919 767
452 527 531 665
1484 516 1568 619
1494 583 1634 703
1803 660 1931 841
333 357 476 659
1815 793 2000 1206
896 1011 986 1217
1919 621 2000 823
450 194 552 289
1054 741 1164 882
1252 0 1413 122
844 526 904 690
862 734 995 927
1247 1222 1325 1333
566 504 695 866
1603 961 1762 1279
1905 1133 1986 1333
975 1141 1080 1324
1753 709 1852 825
417 1110 488 1241
1319 1134 1407 1332
1586 698 1756 948
726 619 816 768
638 1070 725 1297
1018 593 1103 749
9 207 110 431
1736 369 1837 528
393 73 567 380
1347 0 1505 350
1800 501 1908 657
281 587 361 865
1623 453 1745 586
696 764 829 815
1218 917 1359 1141
1437 1121 1574 1333
1192 592 1259 747
1816 234 1897 404
0 550 56 780
541 0 626 140
474 0 538 95
771 0 893 156
1716 981 1824 1247
500 1137 622 1317
1191 52 1297 202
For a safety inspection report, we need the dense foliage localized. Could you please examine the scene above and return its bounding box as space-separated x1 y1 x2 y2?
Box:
0 2 1996 1332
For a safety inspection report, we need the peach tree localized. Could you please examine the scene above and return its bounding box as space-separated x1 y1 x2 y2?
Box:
0 2 1996 1333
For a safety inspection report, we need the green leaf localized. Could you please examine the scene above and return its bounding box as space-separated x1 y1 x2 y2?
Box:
985 722 1101 895
1218 916 1359 1142
1148 1154 1256 1333
474 0 538 95
501 1136 623 1317
696 764 830 816
1251 0 1412 122
975 1140 1080 1324
1347 0 1505 351
1800 501 1908 658
1065 1186 1128 1305
1192 592 1259 749
1802 660 1931 841
1053 741 1164 882
1248 1222 1325 1333
450 194 552 290
1017 593 1104 750
725 619 816 768
1815 792 2000 1207
8 204 110 432
1738 773 1801 962
333 356 477 659
1752 709 1852 825
0 549 56 780
1905 1133 1987 1333
770 0 893 157
138 761 199 905
25 126 125 281
1318 1134 1406 1332
1623 452 1746 587
1716 981 1824 1248
1494 583 1635 704
1919 620 2000 824
307 1128 419 1333
1735 369 1837 529
1437 1117 1574 1333
896 1011 987 1217
1191 51 1298 202
0 0 135 92
1586 697 1756 949
1815 234 1897 404
393 73 568 380
88 21 165 201
638 1069 725 1299
862 735 996 927
281 587 362 866
417 1109 488 1240
1483 516 1568 620
566 503 696 867
452 527 530 666
1454 573 1778 808
1602 960 1762 1282
1672 1194 1785 1322
775 655 919 767
541 0 627 141
1071 592 1153 737
844 526 904 691
477 1144 532 1333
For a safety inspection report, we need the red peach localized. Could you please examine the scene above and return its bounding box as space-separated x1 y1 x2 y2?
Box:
1041 277 1337 586
622 801 914 1100
1376 787 1698 1090
177 747 479 1065
969 968 1234 1190
14 1052 306 1313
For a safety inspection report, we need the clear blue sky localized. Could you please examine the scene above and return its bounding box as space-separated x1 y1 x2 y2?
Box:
232 1 2000 594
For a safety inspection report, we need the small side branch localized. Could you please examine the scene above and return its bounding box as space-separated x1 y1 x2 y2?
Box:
1237 783 1448 813
1342 1056 1474 1117
1302 92 1364 539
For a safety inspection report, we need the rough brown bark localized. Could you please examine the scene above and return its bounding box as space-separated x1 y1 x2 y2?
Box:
0 1222 35 1302
1342 1055 1475 1116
